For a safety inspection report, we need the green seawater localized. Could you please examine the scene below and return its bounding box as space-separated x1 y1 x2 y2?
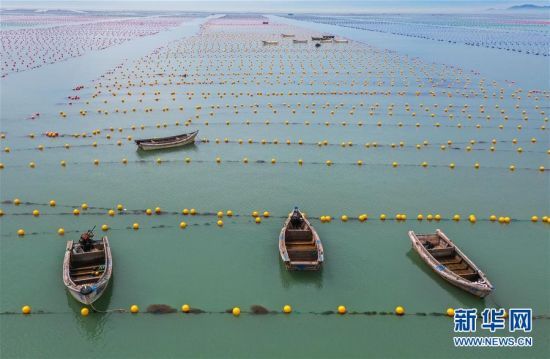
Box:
0 14 549 359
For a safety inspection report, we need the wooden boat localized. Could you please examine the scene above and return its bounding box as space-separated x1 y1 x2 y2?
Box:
279 208 324 270
63 231 112 305
134 130 198 151
408 229 493 297
262 40 279 45
293 39 308 44
320 39 333 43
333 39 349 43
281 34 295 38
311 36 323 41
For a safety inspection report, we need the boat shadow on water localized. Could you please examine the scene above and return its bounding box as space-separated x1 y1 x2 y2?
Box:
136 143 199 158
65 276 114 341
405 250 489 308
278 261 323 289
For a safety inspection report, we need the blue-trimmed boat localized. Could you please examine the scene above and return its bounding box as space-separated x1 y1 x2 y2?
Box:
63 231 112 305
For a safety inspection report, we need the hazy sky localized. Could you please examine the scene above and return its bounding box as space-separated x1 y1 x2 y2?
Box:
1 1 547 13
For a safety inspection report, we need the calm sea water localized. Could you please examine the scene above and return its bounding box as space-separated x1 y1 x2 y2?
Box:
0 10 548 359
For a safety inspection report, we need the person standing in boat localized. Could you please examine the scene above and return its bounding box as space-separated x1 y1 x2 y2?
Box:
290 207 303 228
79 228 95 252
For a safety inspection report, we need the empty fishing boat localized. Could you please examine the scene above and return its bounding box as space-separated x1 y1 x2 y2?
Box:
134 130 198 151
408 229 493 297
63 228 112 305
279 207 324 270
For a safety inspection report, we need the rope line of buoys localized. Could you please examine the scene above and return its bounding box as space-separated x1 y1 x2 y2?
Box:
9 304 550 318
7 138 549 156
3 200 548 225
1 158 546 173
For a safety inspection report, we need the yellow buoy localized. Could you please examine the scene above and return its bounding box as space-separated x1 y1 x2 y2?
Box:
179 221 187 229
217 211 224 218
101 224 109 231
145 208 152 215
468 215 477 223
58 228 65 236
190 208 197 215
181 304 190 313
81 203 88 210
49 200 56 207
22 305 31 314
32 209 40 217
182 208 189 215
417 214 423 221
255 217 262 224
531 216 539 222
380 214 387 221
489 215 497 222
73 209 80 216
283 305 292 314
155 207 161 214
130 305 139 313
341 215 348 222
132 223 139 230
81 307 90 317
337 305 347 314
13 198 21 206
217 220 224 227
108 209 115 217
453 214 460 221
226 210 233 217
263 211 270 218
446 308 455 317
395 306 405 316
232 307 241 316
117 204 124 211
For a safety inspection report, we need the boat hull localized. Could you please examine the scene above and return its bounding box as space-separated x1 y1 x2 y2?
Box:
136 131 198 151
63 236 113 305
279 211 324 271
409 230 493 298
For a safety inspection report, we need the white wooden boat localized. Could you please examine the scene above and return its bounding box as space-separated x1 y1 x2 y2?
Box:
408 229 493 297
135 130 198 151
279 208 324 270
63 233 112 305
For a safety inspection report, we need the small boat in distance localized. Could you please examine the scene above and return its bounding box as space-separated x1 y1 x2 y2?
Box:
293 39 308 44
262 40 279 45
281 34 295 38
63 228 112 305
279 207 324 270
333 39 349 43
135 130 198 151
408 229 493 297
